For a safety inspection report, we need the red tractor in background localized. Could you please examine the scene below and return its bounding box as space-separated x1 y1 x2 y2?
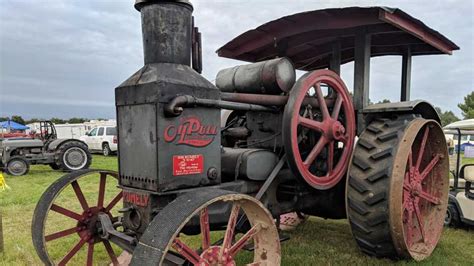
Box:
32 1 458 265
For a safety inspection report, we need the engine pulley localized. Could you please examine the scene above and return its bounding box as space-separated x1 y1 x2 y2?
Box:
282 70 356 190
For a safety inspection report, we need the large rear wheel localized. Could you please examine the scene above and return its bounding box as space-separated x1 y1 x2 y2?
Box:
347 117 449 260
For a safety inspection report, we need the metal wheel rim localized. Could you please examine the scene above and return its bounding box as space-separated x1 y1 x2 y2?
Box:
160 194 280 265
389 119 449 260
283 70 356 190
32 170 124 265
64 147 88 170
103 146 109 156
8 159 27 175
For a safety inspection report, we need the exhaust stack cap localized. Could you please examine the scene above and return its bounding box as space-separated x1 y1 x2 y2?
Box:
135 0 193 11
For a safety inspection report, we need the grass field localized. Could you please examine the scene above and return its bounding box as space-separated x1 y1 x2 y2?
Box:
1 155 473 265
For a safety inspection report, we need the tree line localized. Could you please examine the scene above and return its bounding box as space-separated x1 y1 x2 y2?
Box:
0 116 108 125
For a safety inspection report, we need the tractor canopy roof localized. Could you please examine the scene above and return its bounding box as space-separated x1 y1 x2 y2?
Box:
217 7 459 71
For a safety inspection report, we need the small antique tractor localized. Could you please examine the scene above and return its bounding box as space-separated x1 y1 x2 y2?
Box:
1 121 91 176
32 1 459 265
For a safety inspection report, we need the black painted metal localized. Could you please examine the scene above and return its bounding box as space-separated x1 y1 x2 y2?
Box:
116 1 221 193
139 1 193 65
401 47 412 101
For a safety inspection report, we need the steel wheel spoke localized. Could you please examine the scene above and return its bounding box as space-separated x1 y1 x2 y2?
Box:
51 204 83 221
327 141 334 173
415 127 430 171
200 207 211 251
45 227 78 242
71 181 89 211
105 191 123 212
420 154 441 181
414 203 426 243
314 82 330 119
229 223 262 257
172 238 201 265
298 116 324 132
98 173 107 208
220 203 241 261
419 190 441 205
303 137 327 167
331 94 343 119
405 204 414 248
103 240 119 265
58 238 87 266
86 243 94 266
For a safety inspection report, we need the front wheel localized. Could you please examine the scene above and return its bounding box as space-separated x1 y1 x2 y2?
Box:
131 189 280 265
6 156 29 176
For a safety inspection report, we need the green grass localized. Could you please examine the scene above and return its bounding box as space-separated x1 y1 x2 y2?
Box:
1 155 473 265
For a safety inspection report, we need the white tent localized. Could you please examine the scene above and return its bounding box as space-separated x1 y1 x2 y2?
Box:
444 119 474 131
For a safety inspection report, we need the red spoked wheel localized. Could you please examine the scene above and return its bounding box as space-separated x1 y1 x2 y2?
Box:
391 119 449 260
283 70 356 190
131 189 280 265
32 170 125 265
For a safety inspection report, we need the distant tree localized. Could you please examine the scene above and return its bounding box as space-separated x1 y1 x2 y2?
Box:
68 118 87 124
376 99 391 104
457 91 474 119
435 107 460 127
0 116 9 122
11 115 26 125
50 117 66 124
25 118 41 124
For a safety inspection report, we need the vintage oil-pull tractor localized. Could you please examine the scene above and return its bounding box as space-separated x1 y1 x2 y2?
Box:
32 1 459 265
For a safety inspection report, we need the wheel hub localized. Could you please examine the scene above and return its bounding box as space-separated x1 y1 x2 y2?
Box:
77 207 107 244
329 119 346 141
200 246 236 266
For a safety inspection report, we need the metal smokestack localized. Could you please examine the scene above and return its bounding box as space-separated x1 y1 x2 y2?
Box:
135 0 193 65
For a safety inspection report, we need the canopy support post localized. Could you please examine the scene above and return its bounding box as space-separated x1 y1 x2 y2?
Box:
329 40 341 75
354 29 371 134
400 47 412 101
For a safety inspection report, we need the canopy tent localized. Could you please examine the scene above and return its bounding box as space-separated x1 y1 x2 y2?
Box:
0 120 30 130
444 119 474 131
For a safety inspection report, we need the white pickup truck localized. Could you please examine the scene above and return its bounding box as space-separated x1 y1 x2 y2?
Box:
80 126 117 156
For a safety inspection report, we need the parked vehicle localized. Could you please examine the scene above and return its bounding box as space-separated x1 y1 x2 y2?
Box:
444 120 474 227
80 126 117 156
0 121 91 176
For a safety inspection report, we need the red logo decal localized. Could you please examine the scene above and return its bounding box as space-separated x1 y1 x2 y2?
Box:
123 191 149 207
164 117 218 147
173 155 204 176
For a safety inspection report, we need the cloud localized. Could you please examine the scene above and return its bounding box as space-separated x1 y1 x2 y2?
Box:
0 0 472 119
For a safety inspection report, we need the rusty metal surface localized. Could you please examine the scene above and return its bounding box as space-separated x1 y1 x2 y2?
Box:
217 7 459 71
389 119 449 260
131 190 280 265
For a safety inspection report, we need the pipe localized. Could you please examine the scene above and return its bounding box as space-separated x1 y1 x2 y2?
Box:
135 0 193 65
220 92 335 107
164 95 277 116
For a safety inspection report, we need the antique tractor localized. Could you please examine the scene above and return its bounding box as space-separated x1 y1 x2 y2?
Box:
32 1 459 265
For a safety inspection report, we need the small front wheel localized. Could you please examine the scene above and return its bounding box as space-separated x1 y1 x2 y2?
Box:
6 156 29 176
131 189 281 265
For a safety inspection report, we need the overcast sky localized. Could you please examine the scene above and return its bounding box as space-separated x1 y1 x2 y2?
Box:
0 0 472 119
